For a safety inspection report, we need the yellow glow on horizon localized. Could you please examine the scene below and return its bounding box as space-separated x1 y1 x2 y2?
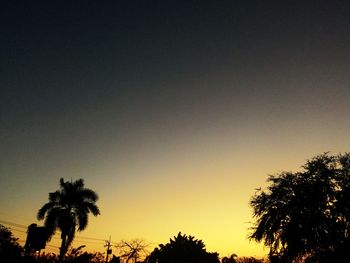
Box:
5 125 349 259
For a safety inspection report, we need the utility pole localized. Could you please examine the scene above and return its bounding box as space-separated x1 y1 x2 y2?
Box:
105 236 112 263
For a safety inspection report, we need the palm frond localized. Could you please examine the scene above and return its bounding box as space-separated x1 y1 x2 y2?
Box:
85 202 100 216
48 191 61 202
79 188 98 202
44 207 62 240
77 212 88 231
59 178 66 188
73 178 84 189
37 202 56 220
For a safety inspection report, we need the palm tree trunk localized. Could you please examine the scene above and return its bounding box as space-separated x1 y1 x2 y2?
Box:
59 233 67 261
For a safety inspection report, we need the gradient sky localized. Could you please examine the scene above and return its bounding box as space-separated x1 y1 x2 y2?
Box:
1 0 350 258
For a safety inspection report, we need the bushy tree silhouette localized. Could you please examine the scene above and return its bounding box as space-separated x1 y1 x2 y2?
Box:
147 232 220 263
235 257 264 263
0 224 23 262
37 178 100 260
250 153 350 262
221 254 237 263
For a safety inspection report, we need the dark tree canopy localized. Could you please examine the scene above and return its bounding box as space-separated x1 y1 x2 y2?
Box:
147 232 220 263
37 178 100 259
221 254 237 263
250 153 350 262
0 224 23 262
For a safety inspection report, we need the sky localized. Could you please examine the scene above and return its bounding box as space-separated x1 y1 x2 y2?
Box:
1 0 350 258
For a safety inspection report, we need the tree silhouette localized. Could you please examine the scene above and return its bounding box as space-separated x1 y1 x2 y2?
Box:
64 245 105 263
250 153 350 262
37 178 100 260
147 232 220 263
235 257 264 263
221 254 264 263
115 239 149 263
0 224 23 262
221 254 237 263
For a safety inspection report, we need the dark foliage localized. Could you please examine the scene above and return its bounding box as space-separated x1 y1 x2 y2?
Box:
37 178 100 259
222 254 237 263
236 256 264 263
0 224 23 262
221 254 264 263
147 232 220 263
21 246 104 263
250 153 350 262
63 245 105 263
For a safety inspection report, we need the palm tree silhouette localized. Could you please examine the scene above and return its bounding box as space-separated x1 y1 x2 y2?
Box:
37 178 100 260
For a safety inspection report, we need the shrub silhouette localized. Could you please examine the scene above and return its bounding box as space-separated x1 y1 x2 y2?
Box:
221 254 237 263
147 232 220 263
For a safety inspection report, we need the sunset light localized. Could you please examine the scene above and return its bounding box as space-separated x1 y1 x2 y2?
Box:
1 1 349 262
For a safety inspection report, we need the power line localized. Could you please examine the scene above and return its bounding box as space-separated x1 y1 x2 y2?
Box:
0 218 110 246
73 239 104 245
75 235 106 242
8 228 27 234
0 219 28 229
46 244 60 249
1 218 108 255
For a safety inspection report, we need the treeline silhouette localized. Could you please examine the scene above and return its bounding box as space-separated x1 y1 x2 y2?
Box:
1 152 349 263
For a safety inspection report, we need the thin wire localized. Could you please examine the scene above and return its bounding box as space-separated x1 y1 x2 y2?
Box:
1 218 109 244
73 239 105 245
75 235 106 241
8 228 27 234
0 219 28 229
